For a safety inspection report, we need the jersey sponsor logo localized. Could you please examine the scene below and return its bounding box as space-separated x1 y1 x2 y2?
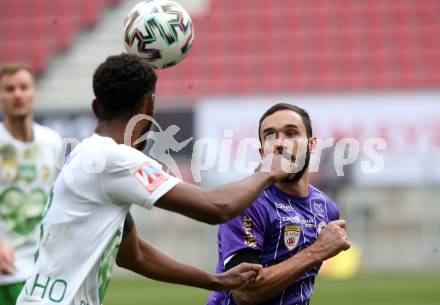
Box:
18 163 37 183
242 216 257 248
284 225 301 251
275 203 294 211
133 162 168 192
0 187 47 237
282 216 315 228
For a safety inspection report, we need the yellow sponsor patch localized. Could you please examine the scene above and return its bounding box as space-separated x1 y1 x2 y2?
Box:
242 216 257 248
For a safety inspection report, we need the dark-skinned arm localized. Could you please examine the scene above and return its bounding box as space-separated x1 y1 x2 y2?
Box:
116 221 263 291
156 154 294 225
155 174 271 225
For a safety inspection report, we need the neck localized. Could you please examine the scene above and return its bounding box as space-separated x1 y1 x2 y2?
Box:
274 171 310 197
4 115 33 142
95 119 141 147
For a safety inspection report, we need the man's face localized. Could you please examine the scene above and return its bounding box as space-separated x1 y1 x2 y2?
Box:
259 109 315 182
0 70 35 119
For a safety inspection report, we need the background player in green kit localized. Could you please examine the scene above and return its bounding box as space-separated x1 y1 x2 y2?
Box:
0 63 62 305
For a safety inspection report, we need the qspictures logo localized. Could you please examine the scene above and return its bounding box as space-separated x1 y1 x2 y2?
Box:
55 114 387 184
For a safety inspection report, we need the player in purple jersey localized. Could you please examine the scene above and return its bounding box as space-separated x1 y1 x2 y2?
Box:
207 103 351 305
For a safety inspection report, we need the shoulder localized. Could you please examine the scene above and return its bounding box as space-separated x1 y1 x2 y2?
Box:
33 123 63 147
247 187 274 213
107 142 159 166
309 185 340 220
0 123 6 137
238 187 273 223
0 122 10 140
101 140 164 175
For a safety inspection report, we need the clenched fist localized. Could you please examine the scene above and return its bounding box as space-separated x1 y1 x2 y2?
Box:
212 263 264 291
310 220 351 262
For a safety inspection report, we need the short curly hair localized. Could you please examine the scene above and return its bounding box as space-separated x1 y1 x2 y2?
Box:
93 53 157 119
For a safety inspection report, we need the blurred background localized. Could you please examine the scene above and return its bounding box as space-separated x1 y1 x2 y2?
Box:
1 0 439 304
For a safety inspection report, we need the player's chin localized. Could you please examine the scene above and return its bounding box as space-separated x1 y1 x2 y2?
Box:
10 109 30 119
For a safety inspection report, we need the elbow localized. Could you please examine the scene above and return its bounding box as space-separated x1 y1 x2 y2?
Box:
116 255 134 269
204 215 227 225
115 256 126 268
116 251 141 271
209 202 235 225
202 189 238 224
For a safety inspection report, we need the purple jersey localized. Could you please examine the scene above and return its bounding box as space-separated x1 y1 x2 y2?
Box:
207 184 339 305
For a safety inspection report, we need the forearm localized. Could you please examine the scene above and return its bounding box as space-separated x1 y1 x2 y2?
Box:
205 171 274 222
156 172 274 225
122 238 221 290
232 247 321 305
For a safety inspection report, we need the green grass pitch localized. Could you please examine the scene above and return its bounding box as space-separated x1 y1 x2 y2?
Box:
103 272 440 305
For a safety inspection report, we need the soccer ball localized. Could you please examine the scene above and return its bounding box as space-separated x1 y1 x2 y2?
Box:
123 0 194 69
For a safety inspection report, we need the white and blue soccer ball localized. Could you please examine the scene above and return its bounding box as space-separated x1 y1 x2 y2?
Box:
123 0 194 69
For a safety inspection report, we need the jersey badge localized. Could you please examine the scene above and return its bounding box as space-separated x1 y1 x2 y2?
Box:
133 162 168 192
284 225 301 251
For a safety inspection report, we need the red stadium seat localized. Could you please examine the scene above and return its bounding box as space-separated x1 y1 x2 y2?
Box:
0 0 117 74
1 0 439 92
78 0 105 28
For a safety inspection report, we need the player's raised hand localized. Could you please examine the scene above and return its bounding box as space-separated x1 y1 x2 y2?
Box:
213 263 263 291
0 241 15 275
310 220 351 262
257 153 296 182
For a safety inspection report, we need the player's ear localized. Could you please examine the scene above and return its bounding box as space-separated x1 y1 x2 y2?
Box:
309 136 317 153
258 140 264 158
258 132 265 158
91 99 100 119
144 92 155 117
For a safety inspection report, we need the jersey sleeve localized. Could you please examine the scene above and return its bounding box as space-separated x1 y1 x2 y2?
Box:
327 198 340 221
102 146 180 209
219 202 267 267
224 248 261 271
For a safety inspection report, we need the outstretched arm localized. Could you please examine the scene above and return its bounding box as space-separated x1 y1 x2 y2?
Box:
155 154 294 224
116 217 263 291
156 172 273 225
230 220 351 305
104 152 295 225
